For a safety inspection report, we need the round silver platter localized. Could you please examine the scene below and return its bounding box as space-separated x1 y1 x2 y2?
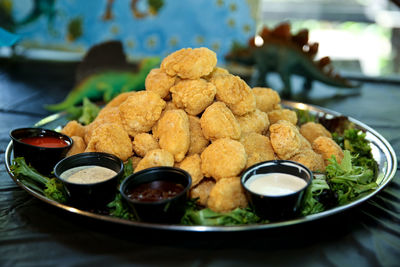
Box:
4 101 398 232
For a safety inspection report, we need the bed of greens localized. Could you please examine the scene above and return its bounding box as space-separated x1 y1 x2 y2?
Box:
8 99 385 227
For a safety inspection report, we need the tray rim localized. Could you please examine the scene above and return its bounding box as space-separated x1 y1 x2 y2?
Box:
4 100 398 232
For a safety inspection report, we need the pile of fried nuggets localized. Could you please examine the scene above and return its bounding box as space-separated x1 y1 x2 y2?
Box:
61 47 344 213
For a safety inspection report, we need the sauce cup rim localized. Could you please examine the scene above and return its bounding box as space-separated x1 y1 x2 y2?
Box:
10 127 73 150
54 152 124 187
241 160 313 198
120 166 192 205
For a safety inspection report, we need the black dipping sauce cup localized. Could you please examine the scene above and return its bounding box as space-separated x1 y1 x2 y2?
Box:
10 128 73 175
241 160 313 221
54 152 123 208
120 167 192 223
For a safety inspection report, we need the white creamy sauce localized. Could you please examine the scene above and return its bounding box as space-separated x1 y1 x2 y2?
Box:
60 165 117 184
245 173 307 196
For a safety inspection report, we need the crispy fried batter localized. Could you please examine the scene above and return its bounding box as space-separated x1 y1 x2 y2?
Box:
300 122 332 144
178 154 203 188
290 149 325 172
85 123 133 161
203 67 229 81
240 132 275 169
190 179 216 206
211 74 256 115
200 102 241 141
145 68 177 99
132 133 160 157
235 109 270 135
160 47 217 79
252 87 281 113
207 177 248 213
312 136 344 166
134 148 174 172
104 91 136 108
152 109 190 162
61 120 86 139
201 138 247 180
170 79 216 115
269 120 302 160
188 115 209 156
119 91 166 137
66 136 86 157
268 109 297 125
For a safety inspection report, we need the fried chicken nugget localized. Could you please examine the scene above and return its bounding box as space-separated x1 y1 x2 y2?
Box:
211 74 256 115
269 120 302 160
178 154 203 188
61 120 86 139
190 179 216 206
85 123 133 161
235 109 270 135
135 148 174 172
200 102 241 141
160 47 217 79
119 91 166 137
188 115 209 156
66 136 86 157
300 122 332 144
203 66 229 81
252 87 281 113
268 109 298 125
240 132 275 169
207 177 248 213
201 138 247 180
312 136 344 166
145 68 177 99
289 149 325 172
170 79 216 115
132 133 160 157
84 107 124 143
153 109 190 162
104 91 136 109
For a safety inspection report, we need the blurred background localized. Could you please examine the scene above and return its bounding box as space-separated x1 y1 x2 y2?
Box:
1 0 400 88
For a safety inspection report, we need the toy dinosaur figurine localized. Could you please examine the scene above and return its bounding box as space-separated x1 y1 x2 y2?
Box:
225 23 359 97
45 41 160 112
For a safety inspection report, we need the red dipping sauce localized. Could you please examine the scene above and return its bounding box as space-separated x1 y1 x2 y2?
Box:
127 180 184 202
20 136 69 148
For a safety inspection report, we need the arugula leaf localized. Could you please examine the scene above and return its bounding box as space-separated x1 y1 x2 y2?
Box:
107 194 136 220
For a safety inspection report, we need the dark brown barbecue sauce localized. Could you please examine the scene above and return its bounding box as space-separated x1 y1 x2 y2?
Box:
127 180 184 202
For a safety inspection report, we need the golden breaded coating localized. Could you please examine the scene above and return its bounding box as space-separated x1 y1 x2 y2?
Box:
85 123 133 161
201 138 247 180
207 177 248 213
129 156 142 170
240 132 275 169
200 102 241 141
268 109 298 125
66 136 86 157
299 134 312 150
132 133 160 157
203 66 229 81
269 120 302 160
300 122 332 144
160 47 217 79
188 115 209 156
178 154 203 188
164 101 178 111
252 87 281 113
145 68 176 99
211 74 256 115
235 109 270 135
152 109 190 162
290 149 325 172
119 91 166 137
104 91 136 109
61 120 86 139
134 149 174 172
170 79 216 115
84 107 124 143
190 179 215 206
312 136 344 166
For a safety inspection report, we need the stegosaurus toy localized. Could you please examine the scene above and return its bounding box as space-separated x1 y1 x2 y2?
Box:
225 23 360 97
